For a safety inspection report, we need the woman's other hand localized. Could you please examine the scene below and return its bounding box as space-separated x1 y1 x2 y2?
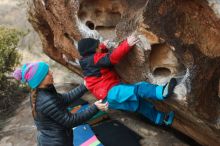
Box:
94 100 109 111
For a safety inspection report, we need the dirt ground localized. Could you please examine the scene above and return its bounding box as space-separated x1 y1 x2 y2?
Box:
0 84 200 146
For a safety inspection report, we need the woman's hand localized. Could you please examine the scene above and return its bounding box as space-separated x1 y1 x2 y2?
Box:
94 100 109 111
127 34 140 47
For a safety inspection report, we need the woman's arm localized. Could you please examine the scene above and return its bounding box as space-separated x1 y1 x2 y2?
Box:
37 94 98 128
59 84 88 105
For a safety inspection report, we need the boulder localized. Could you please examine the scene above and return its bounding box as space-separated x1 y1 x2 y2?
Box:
28 0 220 145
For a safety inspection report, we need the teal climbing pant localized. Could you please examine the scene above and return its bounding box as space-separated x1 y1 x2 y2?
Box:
106 82 165 124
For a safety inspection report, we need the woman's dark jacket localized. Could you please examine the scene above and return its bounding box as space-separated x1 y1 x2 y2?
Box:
33 84 98 146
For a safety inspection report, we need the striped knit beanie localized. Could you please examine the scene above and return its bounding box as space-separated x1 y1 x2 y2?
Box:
13 62 49 89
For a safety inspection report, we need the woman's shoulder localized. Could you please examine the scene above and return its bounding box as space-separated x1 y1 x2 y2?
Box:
36 90 57 104
37 85 57 98
36 90 59 111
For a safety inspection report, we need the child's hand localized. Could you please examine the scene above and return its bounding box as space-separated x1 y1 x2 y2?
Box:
103 40 117 49
102 40 110 46
99 40 110 53
127 34 140 47
94 100 109 111
83 80 87 88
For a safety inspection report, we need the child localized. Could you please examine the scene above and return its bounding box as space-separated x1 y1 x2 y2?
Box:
77 34 177 126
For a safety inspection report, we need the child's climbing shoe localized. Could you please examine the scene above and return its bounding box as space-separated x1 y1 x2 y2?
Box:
162 78 177 98
163 111 175 126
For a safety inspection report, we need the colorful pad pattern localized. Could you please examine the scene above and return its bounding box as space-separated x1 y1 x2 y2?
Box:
73 124 103 146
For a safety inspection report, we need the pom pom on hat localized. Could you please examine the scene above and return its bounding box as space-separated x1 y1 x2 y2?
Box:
13 68 22 81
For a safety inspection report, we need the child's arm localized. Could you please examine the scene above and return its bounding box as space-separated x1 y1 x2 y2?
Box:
109 40 131 64
94 35 139 67
110 35 139 64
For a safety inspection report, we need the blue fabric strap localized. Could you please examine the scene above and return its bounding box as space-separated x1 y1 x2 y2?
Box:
156 85 164 100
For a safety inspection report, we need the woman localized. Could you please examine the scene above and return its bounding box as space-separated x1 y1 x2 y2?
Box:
13 61 108 146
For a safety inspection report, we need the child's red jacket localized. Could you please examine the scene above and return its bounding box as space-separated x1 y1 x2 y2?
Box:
79 40 132 100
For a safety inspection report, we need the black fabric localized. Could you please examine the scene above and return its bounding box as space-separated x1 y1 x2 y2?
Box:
167 78 177 97
163 78 177 98
80 55 102 77
34 84 98 146
78 38 99 57
79 53 113 77
92 120 142 146
95 53 112 67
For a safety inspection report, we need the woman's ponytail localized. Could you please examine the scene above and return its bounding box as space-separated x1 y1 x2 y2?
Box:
31 89 37 119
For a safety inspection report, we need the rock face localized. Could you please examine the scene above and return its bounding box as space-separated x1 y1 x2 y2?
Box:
28 0 220 145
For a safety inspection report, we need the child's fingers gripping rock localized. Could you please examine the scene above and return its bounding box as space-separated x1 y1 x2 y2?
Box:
127 34 140 46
